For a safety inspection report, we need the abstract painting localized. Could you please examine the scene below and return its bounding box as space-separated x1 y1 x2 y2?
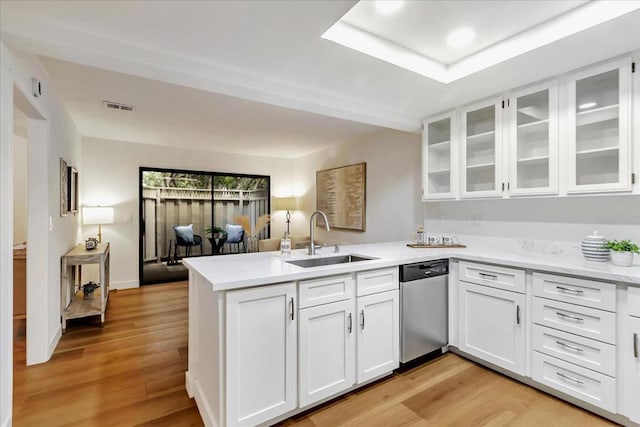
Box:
316 162 366 231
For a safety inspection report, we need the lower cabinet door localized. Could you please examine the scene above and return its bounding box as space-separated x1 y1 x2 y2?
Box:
357 290 400 384
459 281 526 375
299 299 356 407
226 282 297 426
624 316 640 423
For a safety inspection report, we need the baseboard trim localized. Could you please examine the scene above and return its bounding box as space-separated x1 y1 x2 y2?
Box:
189 374 218 427
47 324 61 361
111 280 139 290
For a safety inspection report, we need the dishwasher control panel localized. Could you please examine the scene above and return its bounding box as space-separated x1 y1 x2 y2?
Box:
400 260 449 282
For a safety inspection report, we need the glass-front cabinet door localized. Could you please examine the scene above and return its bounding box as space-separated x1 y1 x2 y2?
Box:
422 112 456 200
567 58 632 193
461 98 503 198
508 82 558 196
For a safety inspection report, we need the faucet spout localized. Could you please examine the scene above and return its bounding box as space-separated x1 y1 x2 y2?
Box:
309 210 330 255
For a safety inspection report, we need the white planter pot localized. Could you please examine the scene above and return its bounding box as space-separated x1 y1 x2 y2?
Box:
610 250 634 267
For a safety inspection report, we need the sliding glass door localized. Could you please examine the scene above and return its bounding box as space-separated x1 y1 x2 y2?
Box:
139 167 269 285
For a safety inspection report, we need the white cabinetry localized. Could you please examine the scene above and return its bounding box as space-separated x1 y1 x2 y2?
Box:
421 55 636 200
508 82 559 196
457 261 526 375
226 282 297 426
623 298 640 423
566 57 633 193
531 272 617 412
620 286 640 424
422 111 457 200
298 268 399 407
357 289 399 383
355 268 399 383
298 274 355 407
461 98 503 198
299 298 355 407
459 281 525 375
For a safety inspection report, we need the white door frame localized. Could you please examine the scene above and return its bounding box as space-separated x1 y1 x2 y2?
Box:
1 46 50 427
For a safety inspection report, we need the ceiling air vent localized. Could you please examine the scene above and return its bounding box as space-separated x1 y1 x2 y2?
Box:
103 101 135 112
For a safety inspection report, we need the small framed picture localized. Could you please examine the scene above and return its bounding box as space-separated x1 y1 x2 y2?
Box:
60 158 68 217
68 166 78 214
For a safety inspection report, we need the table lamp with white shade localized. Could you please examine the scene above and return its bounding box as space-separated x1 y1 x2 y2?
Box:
82 206 114 243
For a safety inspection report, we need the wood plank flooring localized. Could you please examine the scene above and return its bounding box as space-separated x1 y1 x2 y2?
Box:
13 281 615 426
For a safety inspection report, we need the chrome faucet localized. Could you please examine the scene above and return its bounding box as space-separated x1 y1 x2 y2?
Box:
308 210 330 255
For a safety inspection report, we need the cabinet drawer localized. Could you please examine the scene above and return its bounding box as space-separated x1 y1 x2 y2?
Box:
299 274 354 308
533 297 616 344
532 324 616 377
533 273 616 312
532 352 616 413
356 268 398 297
459 261 525 293
629 286 640 318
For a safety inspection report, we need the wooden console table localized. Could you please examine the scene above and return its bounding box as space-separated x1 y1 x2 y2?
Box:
60 243 110 332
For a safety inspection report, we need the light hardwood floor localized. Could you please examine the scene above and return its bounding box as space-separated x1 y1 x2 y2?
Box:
13 281 615 426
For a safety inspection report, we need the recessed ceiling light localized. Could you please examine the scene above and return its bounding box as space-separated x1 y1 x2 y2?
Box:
374 0 404 15
447 28 475 48
578 102 597 110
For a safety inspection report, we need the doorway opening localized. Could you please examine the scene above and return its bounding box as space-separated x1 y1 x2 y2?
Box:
12 107 28 353
139 167 270 285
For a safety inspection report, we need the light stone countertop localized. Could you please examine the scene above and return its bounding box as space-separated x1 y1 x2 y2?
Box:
183 236 640 291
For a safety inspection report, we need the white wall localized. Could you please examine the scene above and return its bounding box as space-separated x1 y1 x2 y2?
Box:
12 134 27 244
292 130 422 246
424 195 640 244
0 41 82 426
81 137 295 288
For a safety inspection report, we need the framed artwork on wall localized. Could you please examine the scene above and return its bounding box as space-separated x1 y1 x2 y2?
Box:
60 157 68 217
68 166 78 214
316 162 366 232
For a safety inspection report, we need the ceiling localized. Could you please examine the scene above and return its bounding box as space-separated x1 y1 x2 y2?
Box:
337 1 587 65
38 57 390 158
1 1 639 155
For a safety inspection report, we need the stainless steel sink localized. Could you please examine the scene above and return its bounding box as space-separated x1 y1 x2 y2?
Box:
286 255 377 268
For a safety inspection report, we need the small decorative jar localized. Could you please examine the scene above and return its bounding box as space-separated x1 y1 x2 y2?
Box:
581 231 609 262
280 237 292 257
85 237 98 250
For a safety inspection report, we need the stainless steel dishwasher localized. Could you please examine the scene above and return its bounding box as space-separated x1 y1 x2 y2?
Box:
400 259 448 363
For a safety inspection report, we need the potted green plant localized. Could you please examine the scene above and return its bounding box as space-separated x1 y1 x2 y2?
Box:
605 240 639 267
204 226 226 239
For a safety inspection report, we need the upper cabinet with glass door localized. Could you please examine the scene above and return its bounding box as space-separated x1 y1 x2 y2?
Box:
461 98 503 198
567 58 633 193
508 82 559 196
422 112 456 200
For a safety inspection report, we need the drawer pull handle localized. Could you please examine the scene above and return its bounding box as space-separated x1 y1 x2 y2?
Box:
556 312 584 323
516 305 521 324
556 372 584 385
348 313 353 333
556 340 584 353
478 272 498 280
360 310 365 331
634 333 638 359
556 285 584 295
289 298 295 321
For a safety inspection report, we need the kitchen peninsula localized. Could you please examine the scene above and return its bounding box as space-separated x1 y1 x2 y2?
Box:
184 238 640 427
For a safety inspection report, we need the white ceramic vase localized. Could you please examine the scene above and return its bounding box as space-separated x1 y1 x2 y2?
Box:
610 250 634 267
581 231 609 262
